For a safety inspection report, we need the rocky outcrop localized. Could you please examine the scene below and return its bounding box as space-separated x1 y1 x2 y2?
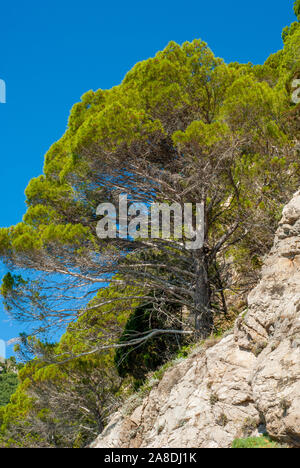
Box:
91 192 300 448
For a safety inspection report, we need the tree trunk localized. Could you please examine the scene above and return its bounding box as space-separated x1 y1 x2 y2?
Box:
193 249 213 338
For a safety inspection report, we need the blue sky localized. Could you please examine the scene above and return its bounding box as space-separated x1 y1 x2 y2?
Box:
0 0 296 357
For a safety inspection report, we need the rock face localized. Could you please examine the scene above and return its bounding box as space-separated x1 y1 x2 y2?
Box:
92 192 300 448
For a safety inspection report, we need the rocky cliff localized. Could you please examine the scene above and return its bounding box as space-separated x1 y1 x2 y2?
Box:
91 192 300 448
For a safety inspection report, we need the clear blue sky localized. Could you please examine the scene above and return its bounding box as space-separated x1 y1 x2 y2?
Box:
0 0 296 357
